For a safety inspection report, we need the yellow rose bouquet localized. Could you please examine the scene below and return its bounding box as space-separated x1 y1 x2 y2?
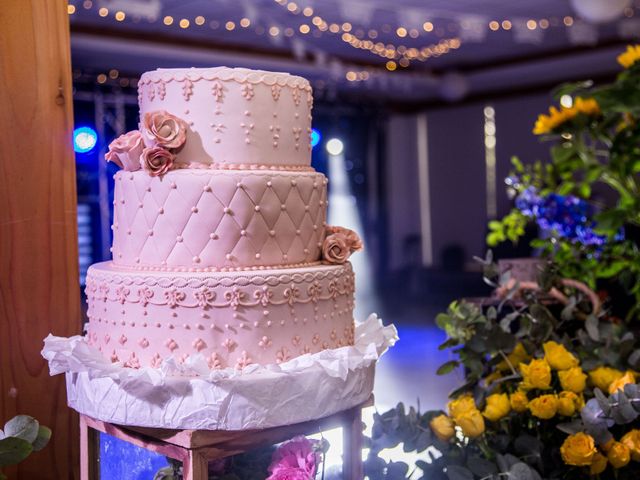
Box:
366 46 640 480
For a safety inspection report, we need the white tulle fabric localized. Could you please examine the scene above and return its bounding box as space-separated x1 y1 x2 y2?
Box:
42 314 397 430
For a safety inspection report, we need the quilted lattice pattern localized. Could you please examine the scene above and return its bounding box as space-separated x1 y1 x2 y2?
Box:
112 169 327 269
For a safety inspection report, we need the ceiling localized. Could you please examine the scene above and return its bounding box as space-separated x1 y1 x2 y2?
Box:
69 0 640 104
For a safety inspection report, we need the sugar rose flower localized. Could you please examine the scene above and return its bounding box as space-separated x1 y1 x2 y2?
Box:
321 226 363 264
608 370 635 395
455 409 485 438
590 451 608 475
520 358 552 390
543 341 579 370
608 441 631 469
482 393 510 422
558 366 587 393
267 436 319 480
560 432 597 466
105 130 144 171
448 395 476 419
509 391 529 413
589 366 624 392
325 225 364 252
429 414 455 442
140 146 175 176
142 110 187 149
528 394 558 419
621 430 640 461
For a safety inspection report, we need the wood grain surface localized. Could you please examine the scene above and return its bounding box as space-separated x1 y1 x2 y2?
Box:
0 1 80 478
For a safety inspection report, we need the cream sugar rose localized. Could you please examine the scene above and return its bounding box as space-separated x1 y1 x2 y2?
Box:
87 67 363 370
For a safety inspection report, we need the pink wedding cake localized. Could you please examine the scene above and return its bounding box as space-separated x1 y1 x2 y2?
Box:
84 67 362 370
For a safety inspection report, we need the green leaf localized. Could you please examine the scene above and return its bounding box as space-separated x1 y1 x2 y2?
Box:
436 360 459 376
0 437 33 467
3 416 38 444
31 426 51 452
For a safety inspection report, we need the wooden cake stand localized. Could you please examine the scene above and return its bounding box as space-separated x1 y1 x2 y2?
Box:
80 396 372 480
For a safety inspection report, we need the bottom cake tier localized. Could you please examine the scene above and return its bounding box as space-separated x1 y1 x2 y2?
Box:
85 261 355 369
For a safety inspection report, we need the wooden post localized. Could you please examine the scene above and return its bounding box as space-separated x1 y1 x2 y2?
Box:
0 1 80 479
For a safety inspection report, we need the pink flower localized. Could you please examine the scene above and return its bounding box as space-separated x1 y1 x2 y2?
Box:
325 225 363 251
105 130 144 171
142 110 187 149
267 436 320 480
321 226 363 264
140 146 175 176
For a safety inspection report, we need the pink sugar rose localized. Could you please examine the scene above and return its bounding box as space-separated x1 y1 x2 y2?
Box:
140 146 175 176
142 110 187 149
267 436 320 480
322 226 363 264
105 130 144 171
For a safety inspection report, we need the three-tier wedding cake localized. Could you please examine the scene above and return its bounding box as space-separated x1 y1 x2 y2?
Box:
84 67 363 370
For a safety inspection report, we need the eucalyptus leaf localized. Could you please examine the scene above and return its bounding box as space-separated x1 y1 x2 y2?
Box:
3 416 39 444
467 456 498 477
0 437 33 467
509 462 542 480
446 465 474 480
437 361 459 376
31 426 51 452
585 315 600 342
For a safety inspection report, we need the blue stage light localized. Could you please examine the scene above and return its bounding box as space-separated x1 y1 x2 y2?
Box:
73 126 98 153
311 128 321 148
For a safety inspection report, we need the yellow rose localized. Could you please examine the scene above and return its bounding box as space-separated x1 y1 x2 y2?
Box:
429 414 455 442
558 367 587 393
543 341 579 370
520 358 552 390
608 442 631 469
498 342 530 371
590 452 608 475
448 395 476 419
510 391 529 413
455 409 485 438
560 432 597 466
608 371 636 395
482 393 511 422
528 394 558 419
621 430 640 461
589 367 624 392
557 391 581 417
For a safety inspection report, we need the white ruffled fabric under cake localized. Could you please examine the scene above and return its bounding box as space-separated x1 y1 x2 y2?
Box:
41 314 397 431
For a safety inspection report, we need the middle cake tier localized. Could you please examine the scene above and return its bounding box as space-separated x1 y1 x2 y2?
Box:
112 168 328 270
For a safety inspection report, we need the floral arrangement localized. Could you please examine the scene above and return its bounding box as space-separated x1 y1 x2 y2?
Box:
154 435 326 480
106 110 188 176
0 415 51 479
364 45 640 480
486 44 640 317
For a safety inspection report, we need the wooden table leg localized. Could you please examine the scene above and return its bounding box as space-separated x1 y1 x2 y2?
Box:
183 450 209 480
80 415 100 480
342 407 363 480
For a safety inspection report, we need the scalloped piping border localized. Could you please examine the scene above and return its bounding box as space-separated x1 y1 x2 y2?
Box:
110 260 324 273
87 263 353 288
139 68 311 91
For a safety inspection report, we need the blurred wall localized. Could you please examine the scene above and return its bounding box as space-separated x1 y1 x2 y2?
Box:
385 89 557 272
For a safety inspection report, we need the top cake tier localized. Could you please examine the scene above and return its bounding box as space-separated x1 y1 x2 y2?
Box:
138 68 313 168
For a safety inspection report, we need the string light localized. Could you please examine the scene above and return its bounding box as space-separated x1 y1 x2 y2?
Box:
163 16 173 26
489 20 500 31
114 11 125 22
563 16 574 26
68 4 76 14
269 26 280 36
98 7 108 17
526 19 537 30
299 24 310 34
225 21 235 31
302 7 313 17
179 18 190 28
501 20 512 30
195 16 205 26
240 17 251 28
